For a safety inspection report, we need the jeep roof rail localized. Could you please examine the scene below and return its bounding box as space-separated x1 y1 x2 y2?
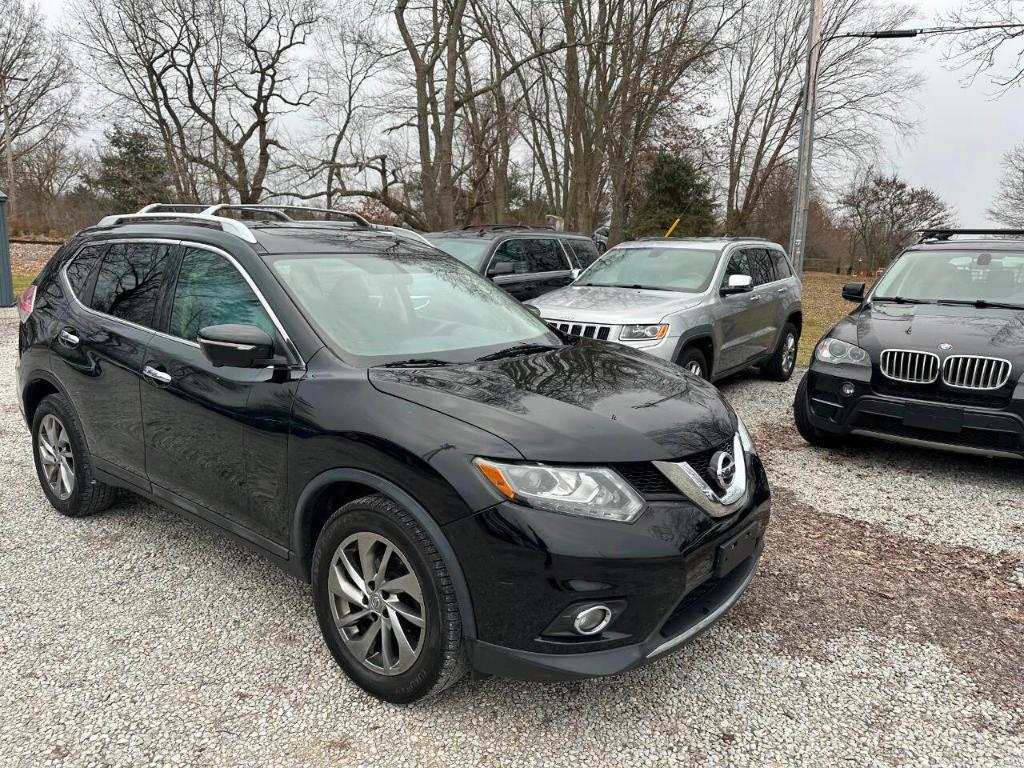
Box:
917 228 1024 243
96 212 259 243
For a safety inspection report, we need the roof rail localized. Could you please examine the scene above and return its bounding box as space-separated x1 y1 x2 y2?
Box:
202 204 371 227
457 223 553 234
95 212 258 243
917 228 1024 244
138 203 212 213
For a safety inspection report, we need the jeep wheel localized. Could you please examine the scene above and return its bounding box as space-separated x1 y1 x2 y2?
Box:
677 347 710 380
762 323 799 381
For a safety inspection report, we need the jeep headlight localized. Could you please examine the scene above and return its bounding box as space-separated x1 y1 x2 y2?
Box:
473 459 645 522
815 337 870 366
620 324 669 341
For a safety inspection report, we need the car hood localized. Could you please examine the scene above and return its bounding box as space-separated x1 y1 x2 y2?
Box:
528 285 701 323
856 302 1024 360
368 341 736 463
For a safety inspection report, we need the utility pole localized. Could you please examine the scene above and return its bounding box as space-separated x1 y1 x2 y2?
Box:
787 0 822 277
788 19 1024 276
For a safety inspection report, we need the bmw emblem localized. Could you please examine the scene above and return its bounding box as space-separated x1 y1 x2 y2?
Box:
938 343 953 352
710 451 736 490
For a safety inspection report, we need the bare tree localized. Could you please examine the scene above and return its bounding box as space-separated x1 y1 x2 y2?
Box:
70 0 321 203
721 0 920 232
0 0 78 194
940 0 1024 93
840 169 955 272
989 142 1024 227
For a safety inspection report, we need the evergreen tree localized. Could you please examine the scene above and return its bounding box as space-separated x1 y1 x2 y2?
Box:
631 153 717 238
84 127 173 211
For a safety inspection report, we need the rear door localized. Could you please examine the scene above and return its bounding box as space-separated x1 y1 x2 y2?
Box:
487 237 573 301
748 248 781 358
140 244 296 550
715 248 772 371
52 240 176 487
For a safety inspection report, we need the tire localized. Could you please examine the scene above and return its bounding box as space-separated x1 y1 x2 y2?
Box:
31 394 118 517
677 347 710 380
762 322 799 381
311 493 468 704
793 372 842 448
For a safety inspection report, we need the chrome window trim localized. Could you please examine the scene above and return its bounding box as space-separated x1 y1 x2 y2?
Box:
60 238 304 368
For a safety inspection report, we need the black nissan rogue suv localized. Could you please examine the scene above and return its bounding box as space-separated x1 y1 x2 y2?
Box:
795 228 1024 459
15 205 771 703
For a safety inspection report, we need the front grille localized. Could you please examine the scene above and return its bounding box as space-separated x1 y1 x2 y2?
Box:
941 355 1012 390
616 438 734 497
880 349 940 384
550 320 611 340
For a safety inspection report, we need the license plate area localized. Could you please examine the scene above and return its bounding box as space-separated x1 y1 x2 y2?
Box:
903 403 963 433
715 522 759 578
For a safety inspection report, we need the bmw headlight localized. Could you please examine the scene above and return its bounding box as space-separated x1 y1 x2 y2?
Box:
620 324 669 341
814 337 870 366
473 459 645 522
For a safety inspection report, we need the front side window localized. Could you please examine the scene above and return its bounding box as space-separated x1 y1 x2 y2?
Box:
568 239 601 268
524 239 566 272
269 250 559 364
168 248 275 341
90 242 173 328
873 249 1024 305
577 246 719 292
489 240 530 275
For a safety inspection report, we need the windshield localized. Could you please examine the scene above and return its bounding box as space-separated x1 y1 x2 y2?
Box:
577 246 719 292
269 250 560 365
425 237 491 270
873 249 1024 306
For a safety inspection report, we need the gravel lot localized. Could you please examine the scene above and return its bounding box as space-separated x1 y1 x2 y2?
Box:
1 307 1021 767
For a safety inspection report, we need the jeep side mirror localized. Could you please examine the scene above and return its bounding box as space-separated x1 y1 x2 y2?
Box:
489 261 515 277
570 268 581 280
721 274 753 295
842 282 866 302
198 324 279 368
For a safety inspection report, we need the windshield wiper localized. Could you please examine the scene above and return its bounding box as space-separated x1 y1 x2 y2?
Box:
872 296 933 305
474 343 561 362
577 282 679 292
375 358 452 368
936 298 1024 310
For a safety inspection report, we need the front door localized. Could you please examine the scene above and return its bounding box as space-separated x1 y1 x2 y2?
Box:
715 248 774 372
52 240 175 487
140 245 295 550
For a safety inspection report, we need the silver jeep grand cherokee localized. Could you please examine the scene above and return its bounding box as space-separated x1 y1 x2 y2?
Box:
527 237 803 382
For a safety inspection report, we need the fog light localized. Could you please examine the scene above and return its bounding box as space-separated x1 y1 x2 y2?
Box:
841 382 856 398
573 605 612 636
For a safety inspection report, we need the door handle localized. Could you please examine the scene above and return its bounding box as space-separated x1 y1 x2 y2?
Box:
776 288 786 294
749 294 761 302
58 329 80 347
142 365 172 385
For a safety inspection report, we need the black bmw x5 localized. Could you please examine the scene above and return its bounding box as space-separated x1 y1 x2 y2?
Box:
795 229 1024 459
15 205 770 703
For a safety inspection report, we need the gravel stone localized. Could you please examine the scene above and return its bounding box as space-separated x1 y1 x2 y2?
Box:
1 311 1021 766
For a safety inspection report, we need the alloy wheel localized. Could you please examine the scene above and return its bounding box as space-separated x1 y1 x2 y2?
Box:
782 333 797 374
327 532 425 676
37 414 75 501
686 361 703 377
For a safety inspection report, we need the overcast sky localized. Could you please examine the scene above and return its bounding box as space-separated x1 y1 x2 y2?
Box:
35 0 1023 225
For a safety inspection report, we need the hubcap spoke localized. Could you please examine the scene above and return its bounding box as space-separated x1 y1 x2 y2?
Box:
380 618 395 671
38 415 74 500
385 596 424 627
329 562 365 605
372 544 393 585
357 536 377 585
335 608 372 628
349 616 381 662
388 609 417 667
382 573 422 603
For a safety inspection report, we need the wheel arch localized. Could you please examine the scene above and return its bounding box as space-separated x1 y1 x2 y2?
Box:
675 330 716 376
21 371 74 428
787 309 803 337
290 467 478 639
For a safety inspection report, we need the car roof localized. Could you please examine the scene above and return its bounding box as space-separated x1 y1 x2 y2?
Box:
908 239 1024 253
427 226 590 240
613 237 782 252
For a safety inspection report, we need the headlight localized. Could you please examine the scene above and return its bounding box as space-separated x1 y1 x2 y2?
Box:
814 337 870 366
620 324 669 341
736 415 757 455
473 459 645 522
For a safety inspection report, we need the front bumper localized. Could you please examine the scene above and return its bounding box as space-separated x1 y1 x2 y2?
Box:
802 364 1024 459
443 454 771 682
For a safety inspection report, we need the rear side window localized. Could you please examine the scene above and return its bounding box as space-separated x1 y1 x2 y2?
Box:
526 239 567 272
771 250 793 279
566 239 601 268
65 245 106 301
168 247 274 341
90 242 173 327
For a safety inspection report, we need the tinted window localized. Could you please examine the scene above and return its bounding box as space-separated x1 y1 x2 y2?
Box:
65 245 106 300
771 250 793 279
567 239 601 268
90 242 173 327
724 251 752 282
168 248 274 341
749 249 776 286
525 239 566 272
489 240 530 275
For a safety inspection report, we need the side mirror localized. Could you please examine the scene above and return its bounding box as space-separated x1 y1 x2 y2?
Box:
842 282 866 302
489 261 515 277
721 274 753 295
524 304 542 317
198 324 278 368
570 268 581 280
